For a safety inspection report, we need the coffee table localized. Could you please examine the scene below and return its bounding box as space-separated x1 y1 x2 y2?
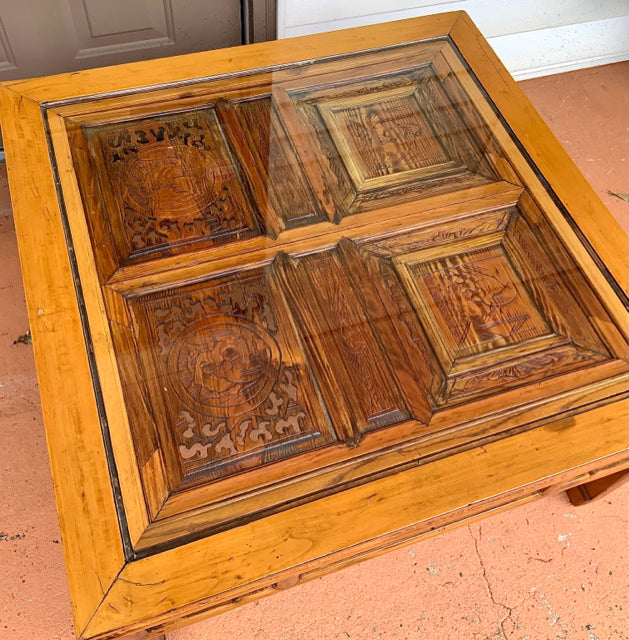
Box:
1 12 626 639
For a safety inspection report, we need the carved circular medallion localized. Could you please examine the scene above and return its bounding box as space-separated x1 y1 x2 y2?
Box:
167 316 281 417
121 142 222 219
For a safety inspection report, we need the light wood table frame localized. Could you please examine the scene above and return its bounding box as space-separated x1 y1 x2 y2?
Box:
0 12 627 639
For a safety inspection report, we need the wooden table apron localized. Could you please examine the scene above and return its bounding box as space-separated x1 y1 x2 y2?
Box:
0 12 627 640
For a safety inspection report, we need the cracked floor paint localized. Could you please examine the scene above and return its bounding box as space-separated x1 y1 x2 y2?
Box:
469 525 516 640
0 63 627 640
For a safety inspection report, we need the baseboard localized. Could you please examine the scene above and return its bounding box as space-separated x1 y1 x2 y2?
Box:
510 52 629 81
278 6 629 79
490 15 629 80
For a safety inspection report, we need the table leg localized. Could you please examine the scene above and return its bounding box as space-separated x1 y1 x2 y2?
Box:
565 470 628 506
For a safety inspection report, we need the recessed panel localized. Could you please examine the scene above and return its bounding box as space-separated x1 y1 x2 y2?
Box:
86 109 261 263
284 65 504 218
131 266 336 485
226 96 325 229
318 86 455 189
0 18 16 72
408 245 550 360
68 0 175 58
366 207 614 405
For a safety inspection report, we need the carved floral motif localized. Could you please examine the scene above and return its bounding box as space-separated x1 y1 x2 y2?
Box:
91 111 259 259
146 270 320 474
176 366 307 466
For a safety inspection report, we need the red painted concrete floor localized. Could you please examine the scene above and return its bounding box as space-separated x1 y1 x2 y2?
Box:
1 63 627 640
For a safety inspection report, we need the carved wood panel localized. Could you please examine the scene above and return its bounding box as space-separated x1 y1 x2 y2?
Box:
368 206 613 405
86 110 262 263
65 37 628 533
113 204 622 488
76 43 521 274
130 266 335 487
282 65 501 219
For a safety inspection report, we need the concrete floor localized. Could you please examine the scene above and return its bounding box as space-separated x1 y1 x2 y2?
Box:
0 63 627 640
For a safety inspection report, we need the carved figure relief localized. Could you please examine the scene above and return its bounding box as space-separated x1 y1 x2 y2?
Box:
121 141 222 220
317 86 455 191
167 315 281 417
415 248 549 355
286 70 495 218
361 207 612 405
175 364 308 473
340 94 450 179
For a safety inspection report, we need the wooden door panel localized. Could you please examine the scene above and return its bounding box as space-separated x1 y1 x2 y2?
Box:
3 16 628 635
127 264 336 490
56 34 629 548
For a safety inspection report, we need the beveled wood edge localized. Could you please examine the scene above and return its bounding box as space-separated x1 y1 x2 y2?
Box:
449 12 628 293
46 110 151 544
140 368 628 550
133 448 629 638
0 12 461 103
0 87 127 635
147 495 543 638
1 15 627 639
82 399 629 639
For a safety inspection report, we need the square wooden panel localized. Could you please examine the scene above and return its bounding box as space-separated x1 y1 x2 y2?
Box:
408 244 550 355
281 60 506 219
317 85 457 188
383 205 613 404
85 109 262 264
1 12 627 640
129 265 335 488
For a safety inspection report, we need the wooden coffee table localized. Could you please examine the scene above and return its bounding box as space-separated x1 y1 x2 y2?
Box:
1 12 627 640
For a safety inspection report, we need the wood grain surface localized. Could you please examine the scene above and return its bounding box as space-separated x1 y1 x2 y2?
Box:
0 12 626 639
